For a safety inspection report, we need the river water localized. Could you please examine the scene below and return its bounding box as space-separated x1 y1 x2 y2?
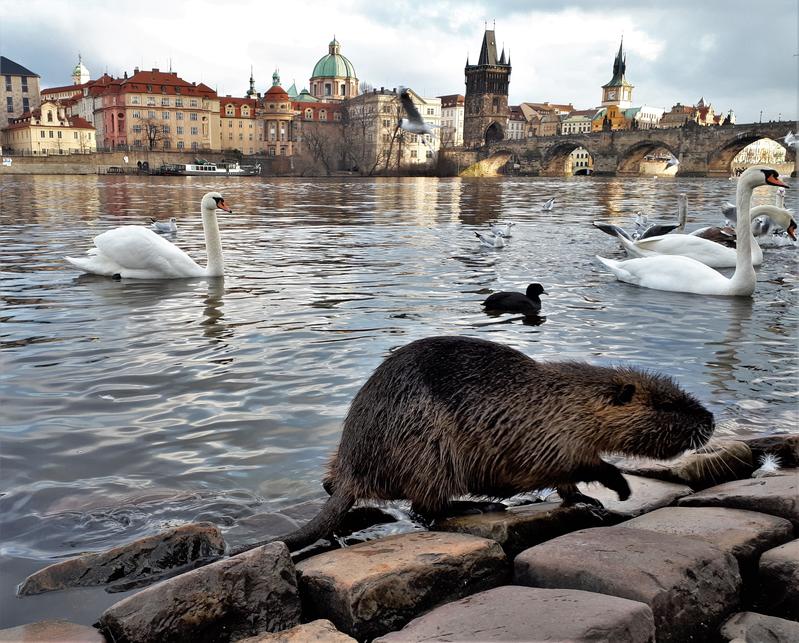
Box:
0 174 797 626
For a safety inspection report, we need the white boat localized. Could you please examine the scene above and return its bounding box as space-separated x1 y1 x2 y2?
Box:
158 159 261 176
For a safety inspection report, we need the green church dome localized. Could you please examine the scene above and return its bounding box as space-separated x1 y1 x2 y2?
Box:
311 38 357 79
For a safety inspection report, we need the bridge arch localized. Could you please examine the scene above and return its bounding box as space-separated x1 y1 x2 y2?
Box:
484 122 505 145
540 139 594 176
707 132 792 175
616 140 678 175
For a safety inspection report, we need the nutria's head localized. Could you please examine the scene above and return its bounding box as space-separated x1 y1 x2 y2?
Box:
596 367 715 459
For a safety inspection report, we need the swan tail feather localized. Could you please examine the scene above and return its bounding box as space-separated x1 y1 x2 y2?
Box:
596 255 634 282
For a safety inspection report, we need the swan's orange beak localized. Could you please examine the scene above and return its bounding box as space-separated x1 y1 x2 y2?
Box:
766 174 789 188
217 199 232 213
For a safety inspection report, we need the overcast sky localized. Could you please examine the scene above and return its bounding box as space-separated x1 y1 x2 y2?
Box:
2 0 797 124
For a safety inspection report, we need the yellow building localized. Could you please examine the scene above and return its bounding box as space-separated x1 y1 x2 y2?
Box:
219 96 258 155
2 100 96 155
591 105 628 132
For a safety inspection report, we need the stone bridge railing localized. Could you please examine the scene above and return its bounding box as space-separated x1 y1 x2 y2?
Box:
441 121 797 177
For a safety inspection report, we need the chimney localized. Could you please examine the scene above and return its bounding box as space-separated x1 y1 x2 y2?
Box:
124 71 128 79
133 66 139 73
152 68 159 72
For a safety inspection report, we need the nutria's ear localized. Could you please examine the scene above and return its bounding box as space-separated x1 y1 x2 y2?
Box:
611 383 636 405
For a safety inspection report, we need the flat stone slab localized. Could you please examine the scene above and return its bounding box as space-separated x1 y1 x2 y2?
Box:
547 473 693 518
296 531 508 641
615 439 754 489
720 611 799 642
622 506 794 583
376 585 655 642
239 619 356 642
677 472 799 527
514 526 741 643
0 620 105 642
435 501 616 556
98 542 300 643
757 539 799 620
17 522 225 595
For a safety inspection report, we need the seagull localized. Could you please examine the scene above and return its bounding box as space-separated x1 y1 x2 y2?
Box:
398 88 438 138
148 217 178 234
666 154 680 169
475 231 506 248
541 197 555 211
783 131 798 147
489 221 515 238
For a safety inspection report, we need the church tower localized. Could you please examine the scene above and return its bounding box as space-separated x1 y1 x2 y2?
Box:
463 26 511 148
601 38 633 108
72 54 90 85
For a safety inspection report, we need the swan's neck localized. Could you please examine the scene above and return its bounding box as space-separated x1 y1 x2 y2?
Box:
729 179 756 292
677 196 687 232
201 207 224 277
776 190 785 208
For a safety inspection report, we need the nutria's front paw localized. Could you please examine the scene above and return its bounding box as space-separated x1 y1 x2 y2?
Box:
615 483 631 501
560 491 605 508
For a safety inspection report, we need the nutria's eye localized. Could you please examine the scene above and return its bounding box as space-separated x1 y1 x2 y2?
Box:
612 383 636 405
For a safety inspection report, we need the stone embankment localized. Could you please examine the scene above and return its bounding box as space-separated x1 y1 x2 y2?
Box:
4 434 798 642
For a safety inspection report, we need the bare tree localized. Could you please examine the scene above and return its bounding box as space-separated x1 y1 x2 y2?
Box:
138 116 166 150
298 121 339 176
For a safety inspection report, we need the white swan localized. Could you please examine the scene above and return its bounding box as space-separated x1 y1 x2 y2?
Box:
66 192 232 279
595 166 789 296
611 203 795 267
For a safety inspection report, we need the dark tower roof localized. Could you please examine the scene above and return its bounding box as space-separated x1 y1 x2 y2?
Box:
478 30 498 65
603 37 632 88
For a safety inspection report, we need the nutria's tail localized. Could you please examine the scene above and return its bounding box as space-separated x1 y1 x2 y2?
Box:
228 488 355 557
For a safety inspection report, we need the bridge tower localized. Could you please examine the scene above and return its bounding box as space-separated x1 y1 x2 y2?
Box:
463 26 511 148
601 37 633 109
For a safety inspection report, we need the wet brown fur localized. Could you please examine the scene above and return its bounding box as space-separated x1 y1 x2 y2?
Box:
231 336 714 555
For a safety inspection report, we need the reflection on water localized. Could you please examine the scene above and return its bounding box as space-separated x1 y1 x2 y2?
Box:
0 174 797 626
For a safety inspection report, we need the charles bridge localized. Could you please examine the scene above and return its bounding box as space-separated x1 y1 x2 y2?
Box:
442 120 796 177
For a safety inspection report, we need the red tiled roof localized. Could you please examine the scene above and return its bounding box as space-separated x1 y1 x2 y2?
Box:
438 94 464 107
265 85 289 98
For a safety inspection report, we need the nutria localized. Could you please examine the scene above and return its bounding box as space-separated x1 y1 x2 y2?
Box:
483 283 547 316
232 336 714 555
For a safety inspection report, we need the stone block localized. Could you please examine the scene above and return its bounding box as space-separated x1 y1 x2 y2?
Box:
376 585 655 642
17 522 225 595
678 472 799 527
757 539 799 620
719 611 799 642
547 473 693 518
239 619 356 642
621 506 794 586
0 620 105 642
296 531 508 640
435 501 616 556
98 542 300 643
514 526 741 643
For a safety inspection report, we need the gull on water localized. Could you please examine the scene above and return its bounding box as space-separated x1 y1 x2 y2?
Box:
541 197 555 211
475 231 506 248
149 217 178 234
489 221 515 238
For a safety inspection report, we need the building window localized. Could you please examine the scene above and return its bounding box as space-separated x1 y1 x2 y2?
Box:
40 130 46 138
22 97 29 112
47 110 53 122
242 106 249 116
162 125 170 134
132 111 140 118
5 97 11 113
4 75 11 91
426 108 434 115
148 110 156 119
21 77 28 93
74 132 78 139
324 83 331 96
191 141 198 150
239 121 242 128
163 139 170 149
334 112 341 121
177 140 184 149
340 83 346 96
191 126 198 135
146 84 153 92
320 109 327 121
190 112 198 121
227 121 232 128
131 96 140 105
175 98 183 107
305 108 312 119
133 125 142 133
147 97 156 106
229 133 233 140
190 99 198 107
410 149 417 158
49 131 54 138
161 97 169 106
176 126 183 135
226 105 234 116
162 111 169 120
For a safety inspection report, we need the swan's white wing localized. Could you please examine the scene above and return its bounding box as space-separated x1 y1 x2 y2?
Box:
631 234 737 267
596 255 737 295
93 226 204 277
